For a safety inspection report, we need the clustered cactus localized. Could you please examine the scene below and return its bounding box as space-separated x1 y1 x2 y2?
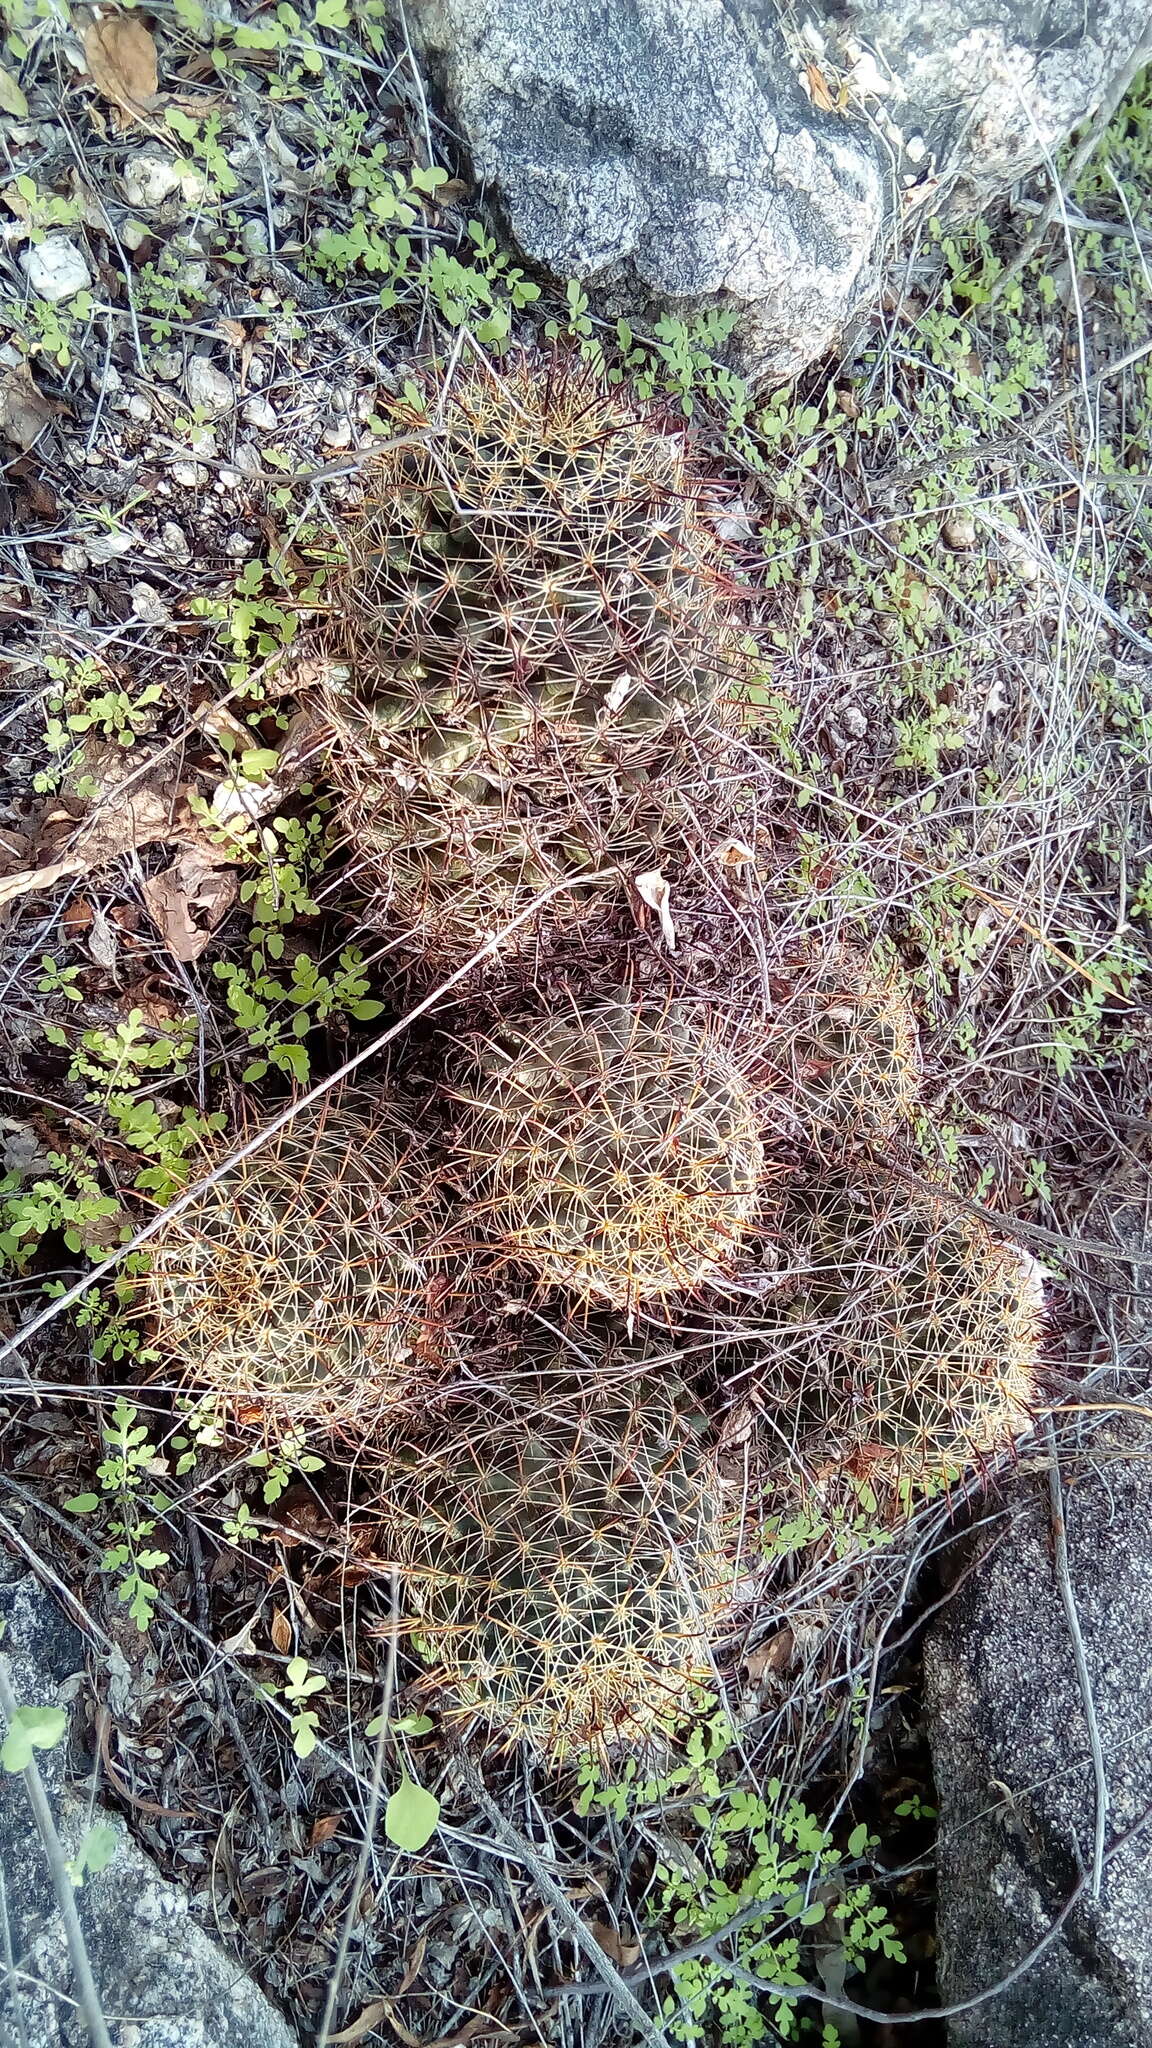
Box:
144 1097 453 1437
133 353 1045 1762
454 995 767 1309
375 1370 731 1757
314 354 747 963
796 1174 1044 1480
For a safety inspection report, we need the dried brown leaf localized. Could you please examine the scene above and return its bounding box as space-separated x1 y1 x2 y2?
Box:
634 868 677 951
141 847 237 962
81 8 159 123
269 1608 292 1655
0 857 84 909
588 1919 642 1969
326 2004 398 2046
0 360 59 452
308 1812 341 1847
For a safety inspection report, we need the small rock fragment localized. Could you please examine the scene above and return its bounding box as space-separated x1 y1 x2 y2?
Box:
942 507 977 551
241 394 277 431
122 147 182 209
127 392 152 421
171 461 207 487
223 531 252 557
185 355 234 418
161 522 191 563
131 582 171 624
19 236 91 303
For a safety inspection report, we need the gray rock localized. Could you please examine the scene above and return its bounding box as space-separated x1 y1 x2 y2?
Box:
0 1573 297 2048
924 1428 1152 2048
410 0 1151 380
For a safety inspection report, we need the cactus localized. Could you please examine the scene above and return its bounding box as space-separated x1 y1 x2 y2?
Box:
796 1174 1043 1481
455 996 768 1309
375 1370 731 1758
318 354 747 801
337 767 676 969
765 946 920 1145
143 1096 453 1435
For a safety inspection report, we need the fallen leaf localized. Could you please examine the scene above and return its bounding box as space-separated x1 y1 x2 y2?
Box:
141 847 237 962
326 2003 400 2046
82 8 159 124
0 62 28 118
589 1919 642 1969
395 1933 427 1996
744 1627 795 1685
0 360 58 452
270 1608 292 1655
634 869 677 952
87 900 119 970
308 1812 341 1848
0 857 84 909
711 836 756 869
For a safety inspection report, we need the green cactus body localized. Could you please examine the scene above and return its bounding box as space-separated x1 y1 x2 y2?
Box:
378 1373 731 1758
456 997 768 1309
144 1097 453 1434
765 947 920 1144
799 1175 1043 1480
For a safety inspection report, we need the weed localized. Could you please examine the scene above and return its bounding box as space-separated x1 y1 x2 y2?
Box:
577 1712 903 2045
65 1399 173 1632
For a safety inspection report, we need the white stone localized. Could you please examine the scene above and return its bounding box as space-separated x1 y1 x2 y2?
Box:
185 355 234 417
127 392 152 421
131 582 171 624
224 531 252 556
162 522 191 562
122 148 183 209
19 236 90 304
242 394 277 430
172 461 208 487
60 545 89 571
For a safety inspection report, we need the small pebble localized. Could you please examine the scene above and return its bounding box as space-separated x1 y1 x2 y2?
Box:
131 582 172 624
127 393 152 422
185 355 234 418
942 508 977 551
20 236 91 303
172 461 208 488
151 351 182 382
161 522 191 563
242 394 278 431
224 531 252 557
60 544 89 571
122 148 183 209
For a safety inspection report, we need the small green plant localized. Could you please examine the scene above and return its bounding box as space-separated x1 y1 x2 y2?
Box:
34 655 165 788
214 943 381 1086
0 1702 68 1772
577 1714 904 2045
280 1655 327 1758
66 1399 173 1631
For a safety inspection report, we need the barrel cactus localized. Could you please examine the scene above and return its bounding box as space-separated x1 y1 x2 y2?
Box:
318 353 747 799
455 996 768 1309
143 1096 453 1435
797 1174 1044 1482
374 1371 731 1758
313 354 749 954
765 946 920 1146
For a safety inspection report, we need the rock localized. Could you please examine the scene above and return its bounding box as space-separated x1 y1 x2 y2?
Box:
130 581 171 623
185 355 235 418
122 147 183 209
0 1571 297 2048
241 394 278 431
19 236 91 304
924 1421 1152 2048
409 0 1151 380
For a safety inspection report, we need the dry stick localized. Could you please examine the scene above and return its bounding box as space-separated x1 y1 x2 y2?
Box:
0 869 620 1378
453 1755 672 2048
0 1663 113 2048
316 1571 400 2047
1043 1415 1109 1900
0 1855 31 2048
